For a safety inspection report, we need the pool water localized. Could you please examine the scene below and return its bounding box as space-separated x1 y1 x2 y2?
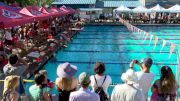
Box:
37 25 180 96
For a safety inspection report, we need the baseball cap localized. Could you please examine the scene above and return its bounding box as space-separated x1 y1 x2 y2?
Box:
141 57 153 67
79 72 90 85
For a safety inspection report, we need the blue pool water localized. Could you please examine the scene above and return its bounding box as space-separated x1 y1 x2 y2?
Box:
38 25 180 96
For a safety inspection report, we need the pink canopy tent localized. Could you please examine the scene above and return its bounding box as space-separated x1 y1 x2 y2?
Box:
19 6 50 21
0 6 34 28
59 5 72 14
39 7 61 17
66 7 75 13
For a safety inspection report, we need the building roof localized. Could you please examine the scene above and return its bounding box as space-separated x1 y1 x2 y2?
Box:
52 0 96 5
103 1 141 7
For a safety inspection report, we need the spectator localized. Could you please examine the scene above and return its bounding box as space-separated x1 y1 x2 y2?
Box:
151 66 177 101
39 70 54 90
69 72 100 101
29 73 51 101
2 75 20 101
3 54 29 76
4 28 13 46
90 62 112 99
0 55 8 71
130 58 154 99
111 69 145 101
55 62 78 101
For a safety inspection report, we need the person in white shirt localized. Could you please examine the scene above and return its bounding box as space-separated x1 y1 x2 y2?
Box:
69 72 100 101
90 62 112 97
111 69 145 101
129 57 154 99
5 28 13 45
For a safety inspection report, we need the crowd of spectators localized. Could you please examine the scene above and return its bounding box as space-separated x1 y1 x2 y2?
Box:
1 57 178 101
0 13 84 100
119 13 180 24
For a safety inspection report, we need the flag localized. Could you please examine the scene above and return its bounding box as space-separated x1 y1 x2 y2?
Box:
154 36 158 49
141 32 146 40
169 43 175 59
143 32 149 43
149 34 153 45
160 40 166 53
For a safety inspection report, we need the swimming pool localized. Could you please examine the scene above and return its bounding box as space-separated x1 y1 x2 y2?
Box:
43 25 180 96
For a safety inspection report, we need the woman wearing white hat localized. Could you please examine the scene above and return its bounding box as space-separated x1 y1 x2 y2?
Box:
55 62 78 101
111 69 145 101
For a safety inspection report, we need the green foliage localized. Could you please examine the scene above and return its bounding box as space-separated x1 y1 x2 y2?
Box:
1 0 54 7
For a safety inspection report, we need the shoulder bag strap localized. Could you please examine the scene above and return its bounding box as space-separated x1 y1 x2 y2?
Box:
94 75 98 86
101 75 107 87
94 75 107 87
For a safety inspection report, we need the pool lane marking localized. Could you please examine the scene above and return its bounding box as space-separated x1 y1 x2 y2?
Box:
63 50 176 54
78 34 180 36
69 43 168 46
74 38 180 40
51 61 177 65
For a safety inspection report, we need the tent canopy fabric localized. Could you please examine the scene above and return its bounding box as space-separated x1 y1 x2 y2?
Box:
60 5 73 14
114 5 131 13
0 6 34 28
39 7 60 17
19 6 50 21
167 4 180 13
79 8 103 11
132 6 150 13
150 4 166 12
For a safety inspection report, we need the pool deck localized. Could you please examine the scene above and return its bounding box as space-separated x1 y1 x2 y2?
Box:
86 22 180 26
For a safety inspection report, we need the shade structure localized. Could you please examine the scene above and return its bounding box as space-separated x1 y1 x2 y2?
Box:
59 5 73 15
167 4 180 13
19 6 50 21
0 6 34 28
149 4 166 12
39 7 61 17
66 7 76 13
132 6 150 13
114 5 131 13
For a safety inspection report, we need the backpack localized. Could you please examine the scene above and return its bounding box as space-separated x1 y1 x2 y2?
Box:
94 75 109 101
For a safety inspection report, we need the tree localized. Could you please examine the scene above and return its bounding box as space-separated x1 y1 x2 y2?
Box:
0 0 54 7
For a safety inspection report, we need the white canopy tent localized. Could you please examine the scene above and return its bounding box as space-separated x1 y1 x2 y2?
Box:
150 4 167 12
114 5 131 13
132 6 150 13
167 4 180 13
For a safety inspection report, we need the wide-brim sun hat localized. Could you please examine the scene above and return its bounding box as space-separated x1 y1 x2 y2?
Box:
121 69 138 85
57 62 77 78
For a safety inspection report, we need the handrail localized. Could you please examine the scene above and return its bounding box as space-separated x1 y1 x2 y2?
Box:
0 79 34 82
